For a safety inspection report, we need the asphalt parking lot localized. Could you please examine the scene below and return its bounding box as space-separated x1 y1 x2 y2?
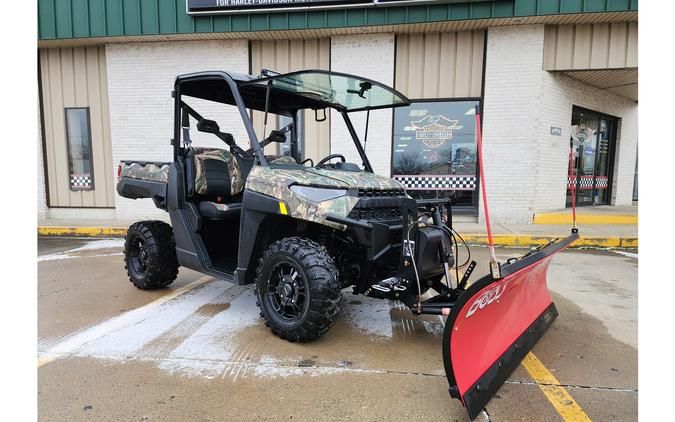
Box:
38 237 637 422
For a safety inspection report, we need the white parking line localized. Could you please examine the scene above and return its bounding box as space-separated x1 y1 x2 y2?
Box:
37 275 215 368
39 273 448 380
38 239 126 262
38 252 123 262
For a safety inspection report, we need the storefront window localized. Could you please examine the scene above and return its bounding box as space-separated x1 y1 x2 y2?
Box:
391 100 480 208
65 108 94 190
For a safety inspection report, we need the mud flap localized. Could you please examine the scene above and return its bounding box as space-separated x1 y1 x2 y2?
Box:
442 233 578 419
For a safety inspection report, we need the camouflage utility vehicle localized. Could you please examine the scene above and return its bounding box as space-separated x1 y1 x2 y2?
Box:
118 69 578 420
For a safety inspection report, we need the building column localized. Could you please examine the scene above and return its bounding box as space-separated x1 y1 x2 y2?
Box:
38 104 49 219
481 25 546 224
330 34 395 177
482 25 638 224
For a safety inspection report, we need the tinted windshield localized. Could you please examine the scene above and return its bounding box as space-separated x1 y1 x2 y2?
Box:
243 70 409 112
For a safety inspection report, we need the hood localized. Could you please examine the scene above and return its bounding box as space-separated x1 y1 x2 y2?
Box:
299 168 404 191
246 166 406 230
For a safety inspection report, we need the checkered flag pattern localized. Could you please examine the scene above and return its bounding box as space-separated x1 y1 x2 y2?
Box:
394 175 477 191
595 176 608 189
70 174 93 190
567 176 608 190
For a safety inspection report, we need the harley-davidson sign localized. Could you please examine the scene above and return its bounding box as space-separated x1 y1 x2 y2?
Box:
186 0 489 15
411 115 459 149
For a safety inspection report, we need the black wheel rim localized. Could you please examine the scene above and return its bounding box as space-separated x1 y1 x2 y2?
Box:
266 261 308 322
129 236 149 277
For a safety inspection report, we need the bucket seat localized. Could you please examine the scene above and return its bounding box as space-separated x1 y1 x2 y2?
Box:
192 147 244 219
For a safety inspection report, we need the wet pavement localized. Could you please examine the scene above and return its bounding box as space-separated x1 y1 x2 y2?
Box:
38 238 637 421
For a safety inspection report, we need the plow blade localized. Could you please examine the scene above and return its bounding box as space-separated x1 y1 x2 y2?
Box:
442 233 578 419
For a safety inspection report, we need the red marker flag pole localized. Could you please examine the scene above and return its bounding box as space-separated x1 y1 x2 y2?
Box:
474 108 500 278
568 146 578 230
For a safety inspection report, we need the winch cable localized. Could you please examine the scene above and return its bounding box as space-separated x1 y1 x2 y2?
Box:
429 224 471 287
474 108 501 278
451 227 471 268
406 218 424 313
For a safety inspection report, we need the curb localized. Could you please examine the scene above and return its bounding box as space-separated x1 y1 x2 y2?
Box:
532 213 637 225
38 226 127 238
38 226 637 249
461 233 637 249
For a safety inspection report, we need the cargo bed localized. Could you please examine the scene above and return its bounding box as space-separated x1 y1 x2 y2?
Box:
117 161 170 209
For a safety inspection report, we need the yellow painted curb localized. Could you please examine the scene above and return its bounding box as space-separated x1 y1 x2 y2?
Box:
38 226 637 248
461 233 637 248
533 213 637 225
38 226 127 238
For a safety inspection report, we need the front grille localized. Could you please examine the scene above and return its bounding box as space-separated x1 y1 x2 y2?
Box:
349 195 405 223
358 188 406 198
348 206 403 222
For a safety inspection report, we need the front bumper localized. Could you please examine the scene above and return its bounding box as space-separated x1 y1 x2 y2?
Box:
327 196 450 293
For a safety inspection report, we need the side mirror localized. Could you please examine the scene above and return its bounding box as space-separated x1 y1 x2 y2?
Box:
197 119 220 134
314 109 327 122
267 130 287 143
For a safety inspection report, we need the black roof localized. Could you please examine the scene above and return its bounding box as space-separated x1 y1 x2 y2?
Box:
175 70 410 114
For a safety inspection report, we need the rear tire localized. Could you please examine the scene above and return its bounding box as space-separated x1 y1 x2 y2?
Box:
255 237 341 342
124 220 179 290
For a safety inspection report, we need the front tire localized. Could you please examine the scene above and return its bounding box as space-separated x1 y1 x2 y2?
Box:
124 220 179 290
255 237 341 342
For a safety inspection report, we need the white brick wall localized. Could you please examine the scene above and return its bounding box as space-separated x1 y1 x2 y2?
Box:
482 25 637 224
540 72 638 209
106 40 249 220
37 104 49 219
330 34 395 176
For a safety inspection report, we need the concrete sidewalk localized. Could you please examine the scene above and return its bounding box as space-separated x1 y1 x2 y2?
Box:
38 218 637 248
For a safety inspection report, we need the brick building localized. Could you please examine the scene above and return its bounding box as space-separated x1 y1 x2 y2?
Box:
37 0 638 224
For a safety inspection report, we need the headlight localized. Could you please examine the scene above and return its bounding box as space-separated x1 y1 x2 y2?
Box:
290 185 348 202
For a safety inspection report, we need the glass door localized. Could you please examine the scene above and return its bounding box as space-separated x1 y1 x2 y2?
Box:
567 107 617 207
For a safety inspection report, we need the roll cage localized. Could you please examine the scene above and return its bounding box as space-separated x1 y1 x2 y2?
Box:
172 70 411 172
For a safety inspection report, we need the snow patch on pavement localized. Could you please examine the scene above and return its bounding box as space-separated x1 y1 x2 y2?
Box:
38 239 125 262
420 319 444 336
41 273 425 381
68 239 125 252
612 250 638 259
38 252 122 262
158 288 260 378
77 280 226 357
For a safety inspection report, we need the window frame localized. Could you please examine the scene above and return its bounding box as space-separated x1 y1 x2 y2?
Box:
64 106 96 191
389 97 483 213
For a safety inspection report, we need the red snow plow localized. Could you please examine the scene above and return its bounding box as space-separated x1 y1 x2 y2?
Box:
441 233 577 418
434 109 579 418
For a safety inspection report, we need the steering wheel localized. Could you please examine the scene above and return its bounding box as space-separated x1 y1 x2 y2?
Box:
316 154 346 167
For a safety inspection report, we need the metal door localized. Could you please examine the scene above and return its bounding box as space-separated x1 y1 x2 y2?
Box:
566 108 616 207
